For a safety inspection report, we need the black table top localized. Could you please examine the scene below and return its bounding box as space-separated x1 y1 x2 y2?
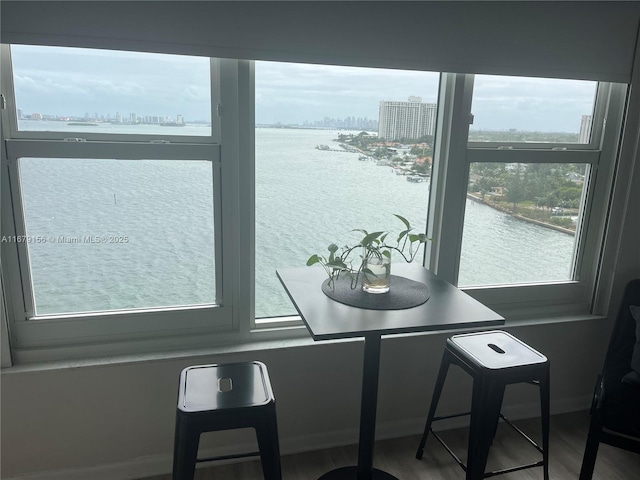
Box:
277 264 505 341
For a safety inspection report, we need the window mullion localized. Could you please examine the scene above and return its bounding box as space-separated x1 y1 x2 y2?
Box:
218 58 242 336
579 83 628 303
4 158 36 318
428 73 473 285
237 60 256 331
6 139 218 160
1 44 19 139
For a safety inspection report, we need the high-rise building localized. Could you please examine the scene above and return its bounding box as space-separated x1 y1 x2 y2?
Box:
378 97 437 141
579 114 592 143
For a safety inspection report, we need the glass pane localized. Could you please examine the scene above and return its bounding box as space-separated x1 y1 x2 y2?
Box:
468 75 597 144
19 158 215 315
459 162 588 287
255 61 438 318
11 45 211 136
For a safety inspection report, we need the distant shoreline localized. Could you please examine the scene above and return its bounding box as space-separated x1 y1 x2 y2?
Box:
466 193 575 236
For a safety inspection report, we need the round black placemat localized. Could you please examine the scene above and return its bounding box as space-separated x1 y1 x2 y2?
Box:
321 274 430 310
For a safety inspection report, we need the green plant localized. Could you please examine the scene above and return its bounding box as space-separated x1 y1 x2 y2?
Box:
307 214 428 289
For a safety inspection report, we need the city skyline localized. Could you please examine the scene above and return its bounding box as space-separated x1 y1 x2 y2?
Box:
18 109 190 125
11 45 596 134
18 109 594 137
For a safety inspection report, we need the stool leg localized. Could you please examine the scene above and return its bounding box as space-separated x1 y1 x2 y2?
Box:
416 349 452 460
490 389 505 446
172 414 200 480
466 378 504 480
539 368 551 480
256 406 282 480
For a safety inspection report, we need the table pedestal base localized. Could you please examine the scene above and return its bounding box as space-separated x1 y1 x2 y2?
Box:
318 466 398 479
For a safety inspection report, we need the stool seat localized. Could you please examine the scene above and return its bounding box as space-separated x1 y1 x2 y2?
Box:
179 362 272 412
172 361 282 480
450 331 547 370
416 330 550 480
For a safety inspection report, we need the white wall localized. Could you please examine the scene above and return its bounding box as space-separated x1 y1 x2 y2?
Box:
0 320 613 479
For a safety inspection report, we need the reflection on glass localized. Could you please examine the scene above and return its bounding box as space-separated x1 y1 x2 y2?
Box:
11 45 212 136
468 75 597 144
254 61 439 318
19 158 216 314
458 162 588 287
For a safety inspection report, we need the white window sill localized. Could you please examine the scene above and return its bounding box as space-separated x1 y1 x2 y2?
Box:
1 313 606 374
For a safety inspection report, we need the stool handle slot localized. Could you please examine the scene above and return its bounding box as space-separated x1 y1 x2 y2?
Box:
217 377 233 393
488 343 506 354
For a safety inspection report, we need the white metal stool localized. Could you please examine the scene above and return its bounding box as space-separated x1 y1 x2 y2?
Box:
416 331 550 480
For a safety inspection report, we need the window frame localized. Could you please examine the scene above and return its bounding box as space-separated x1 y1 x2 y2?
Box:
427 73 627 319
0 44 631 364
1 45 244 360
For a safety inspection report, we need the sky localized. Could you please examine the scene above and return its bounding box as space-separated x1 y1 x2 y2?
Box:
11 45 597 133
11 45 212 122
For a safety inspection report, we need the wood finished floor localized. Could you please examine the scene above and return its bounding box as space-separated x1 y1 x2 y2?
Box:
143 411 640 480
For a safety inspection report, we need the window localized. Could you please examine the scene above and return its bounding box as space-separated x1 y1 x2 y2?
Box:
431 74 625 317
0 44 629 363
460 77 604 289
468 76 597 144
19 157 216 315
459 162 589 287
254 62 439 318
1 45 233 360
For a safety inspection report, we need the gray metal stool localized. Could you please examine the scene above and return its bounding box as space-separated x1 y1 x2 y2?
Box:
416 331 550 480
172 361 282 480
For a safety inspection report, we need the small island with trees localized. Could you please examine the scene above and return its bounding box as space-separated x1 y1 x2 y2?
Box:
327 131 434 177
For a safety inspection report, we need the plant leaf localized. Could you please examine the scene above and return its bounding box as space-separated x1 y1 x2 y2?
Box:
360 231 385 247
394 213 411 229
306 254 320 266
326 259 348 269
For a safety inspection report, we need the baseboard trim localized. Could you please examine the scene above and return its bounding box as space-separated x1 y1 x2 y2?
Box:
4 396 591 480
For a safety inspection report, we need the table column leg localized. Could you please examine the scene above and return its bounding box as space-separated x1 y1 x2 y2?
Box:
357 333 382 480
319 334 396 480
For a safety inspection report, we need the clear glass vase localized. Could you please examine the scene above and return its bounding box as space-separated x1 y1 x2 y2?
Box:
362 256 391 294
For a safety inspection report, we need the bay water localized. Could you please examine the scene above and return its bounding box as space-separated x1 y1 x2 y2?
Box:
12 123 575 317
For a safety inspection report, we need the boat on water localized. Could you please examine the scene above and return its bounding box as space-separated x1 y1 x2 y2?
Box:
68 122 99 126
407 175 428 183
